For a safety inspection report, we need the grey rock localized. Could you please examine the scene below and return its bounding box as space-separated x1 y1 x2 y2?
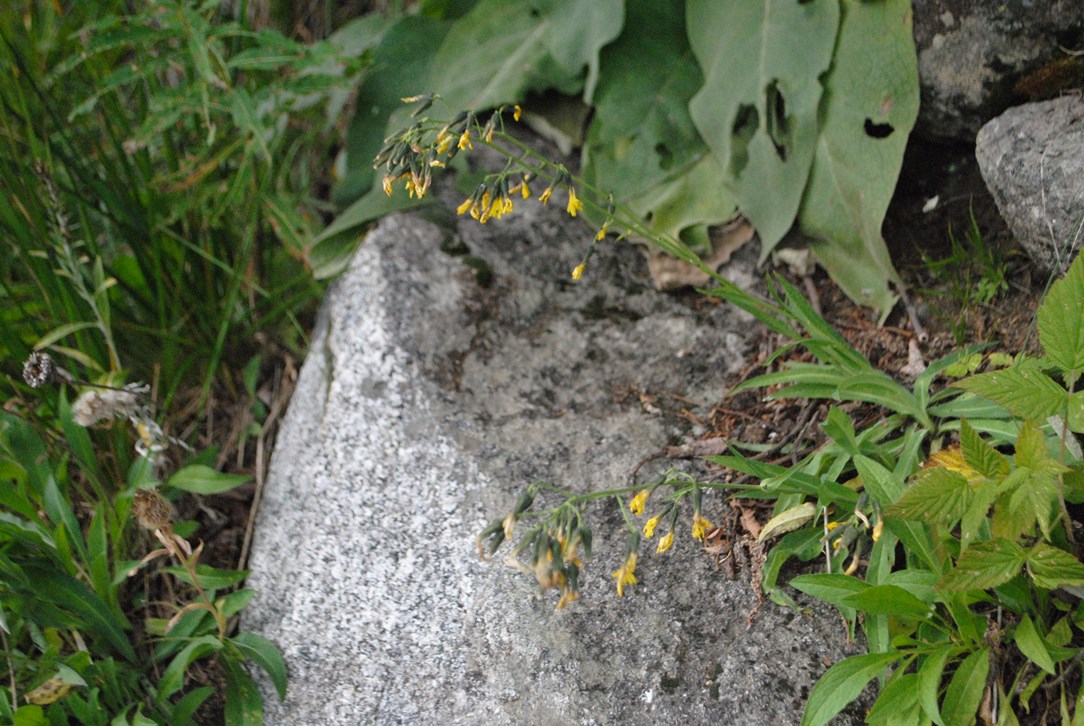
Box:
976 95 1084 275
912 0 1084 141
244 188 866 724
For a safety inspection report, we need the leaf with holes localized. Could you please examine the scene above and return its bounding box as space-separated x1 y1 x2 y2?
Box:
687 0 839 258
799 0 918 317
584 0 737 245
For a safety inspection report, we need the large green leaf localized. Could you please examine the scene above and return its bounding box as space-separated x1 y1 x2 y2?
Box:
687 0 839 257
800 0 917 316
941 648 989 726
954 364 1067 421
1038 252 1084 381
938 539 1027 592
584 0 737 244
337 15 449 205
429 0 580 113
801 651 901 726
530 0 623 103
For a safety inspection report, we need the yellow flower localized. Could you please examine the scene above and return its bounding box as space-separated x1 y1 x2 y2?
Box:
436 131 452 155
520 180 531 198
556 587 579 610
456 197 473 215
458 129 473 151
571 263 585 281
566 187 583 217
382 175 395 197
612 553 638 597
642 515 660 538
692 514 712 542
656 531 674 553
595 221 611 241
539 186 554 205
872 519 884 542
629 490 649 515
514 104 522 121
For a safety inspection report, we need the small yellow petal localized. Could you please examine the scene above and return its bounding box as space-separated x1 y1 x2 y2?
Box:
656 531 674 553
566 187 583 217
514 104 522 121
571 263 585 281
520 180 531 199
382 175 394 197
539 187 553 205
692 514 712 542
458 130 473 151
457 197 473 215
642 515 660 538
629 490 649 516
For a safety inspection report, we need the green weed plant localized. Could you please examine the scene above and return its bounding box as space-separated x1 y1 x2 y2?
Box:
390 98 1084 723
0 1 368 722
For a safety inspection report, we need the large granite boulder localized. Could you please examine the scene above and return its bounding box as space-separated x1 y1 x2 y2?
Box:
912 0 1084 142
243 188 866 723
976 95 1084 275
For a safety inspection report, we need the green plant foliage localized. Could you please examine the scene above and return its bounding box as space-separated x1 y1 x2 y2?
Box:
330 0 919 315
687 0 839 258
797 0 919 315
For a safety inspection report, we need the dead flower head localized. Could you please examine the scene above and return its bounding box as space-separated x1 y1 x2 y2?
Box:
22 352 55 388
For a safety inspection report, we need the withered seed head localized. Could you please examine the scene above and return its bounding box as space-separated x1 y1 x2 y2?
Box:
22 352 55 388
132 488 173 531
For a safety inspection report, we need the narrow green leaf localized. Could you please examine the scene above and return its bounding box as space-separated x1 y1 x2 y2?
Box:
156 635 222 703
1014 615 1056 675
42 475 86 563
790 573 868 610
885 518 945 572
164 564 249 592
1038 251 1084 378
917 644 957 726
170 687 213 726
855 455 905 508
1027 543 1084 590
167 465 250 495
20 565 135 663
800 652 901 726
941 647 989 726
224 657 264 726
231 632 288 701
866 670 923 725
842 585 931 620
757 501 816 542
938 539 1027 592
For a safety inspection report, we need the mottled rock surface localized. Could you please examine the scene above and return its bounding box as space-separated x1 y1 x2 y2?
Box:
912 0 1084 141
976 95 1084 275
244 190 866 724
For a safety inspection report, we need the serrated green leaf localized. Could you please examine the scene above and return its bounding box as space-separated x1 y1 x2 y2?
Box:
167 465 250 495
1008 469 1059 541
938 539 1026 592
954 365 1067 421
801 0 918 316
941 648 989 726
1027 543 1084 590
842 585 931 620
885 467 971 529
959 419 1009 479
231 632 288 701
688 0 839 259
1038 252 1084 379
1014 615 1056 675
801 651 901 726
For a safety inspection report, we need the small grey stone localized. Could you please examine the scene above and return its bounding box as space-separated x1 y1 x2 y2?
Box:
976 95 1084 275
244 183 867 724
